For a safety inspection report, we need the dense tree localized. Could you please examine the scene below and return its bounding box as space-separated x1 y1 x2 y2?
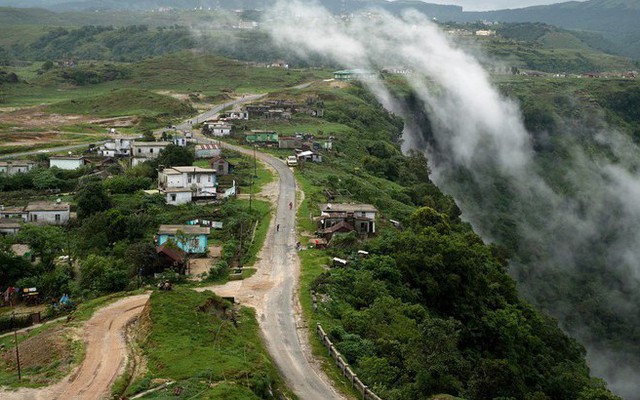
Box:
156 144 194 167
0 249 33 287
75 181 112 219
16 224 66 267
79 255 132 294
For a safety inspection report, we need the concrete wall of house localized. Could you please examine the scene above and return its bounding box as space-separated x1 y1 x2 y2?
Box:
196 149 221 159
212 127 231 136
158 233 207 253
0 165 34 175
165 191 192 206
0 226 21 235
28 210 69 225
211 161 229 175
163 174 187 188
50 159 83 170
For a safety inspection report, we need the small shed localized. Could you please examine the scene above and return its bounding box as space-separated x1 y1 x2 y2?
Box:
156 244 187 274
209 156 233 176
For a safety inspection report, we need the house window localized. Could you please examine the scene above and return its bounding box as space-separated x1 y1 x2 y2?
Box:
31 214 37 222
218 165 223 172
171 194 176 202
197 175 201 183
188 175 192 183
150 148 154 154
138 148 142 153
208 175 211 182
55 214 61 222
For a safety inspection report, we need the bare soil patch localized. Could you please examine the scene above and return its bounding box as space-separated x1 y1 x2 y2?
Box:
1 327 74 385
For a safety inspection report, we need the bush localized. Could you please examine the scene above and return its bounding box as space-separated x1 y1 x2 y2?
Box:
0 314 33 334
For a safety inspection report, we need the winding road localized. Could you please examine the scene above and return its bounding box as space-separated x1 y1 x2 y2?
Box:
0 294 149 400
199 141 344 400
2 84 343 399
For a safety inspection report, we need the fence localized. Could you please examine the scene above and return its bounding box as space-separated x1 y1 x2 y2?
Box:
316 323 383 400
0 312 41 334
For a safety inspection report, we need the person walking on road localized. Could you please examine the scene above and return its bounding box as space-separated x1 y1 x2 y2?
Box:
277 224 280 232
289 202 293 210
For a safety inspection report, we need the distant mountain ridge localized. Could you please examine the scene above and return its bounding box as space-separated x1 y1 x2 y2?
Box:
0 0 638 58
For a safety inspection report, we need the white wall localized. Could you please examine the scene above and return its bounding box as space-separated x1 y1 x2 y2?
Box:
166 191 193 205
28 210 70 225
50 159 83 170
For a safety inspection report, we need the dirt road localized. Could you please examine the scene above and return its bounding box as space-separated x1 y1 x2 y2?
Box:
198 141 345 400
0 294 149 400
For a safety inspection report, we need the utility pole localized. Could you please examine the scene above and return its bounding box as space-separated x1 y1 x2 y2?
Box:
12 313 21 382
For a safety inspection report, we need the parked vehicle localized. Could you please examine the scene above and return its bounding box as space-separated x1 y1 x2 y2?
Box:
286 156 298 166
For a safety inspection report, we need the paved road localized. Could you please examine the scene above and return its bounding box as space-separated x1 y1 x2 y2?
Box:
173 93 266 133
0 141 108 160
208 141 344 400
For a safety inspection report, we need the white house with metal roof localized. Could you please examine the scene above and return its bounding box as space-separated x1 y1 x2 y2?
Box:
1 201 70 226
158 166 217 205
49 156 85 170
99 136 138 157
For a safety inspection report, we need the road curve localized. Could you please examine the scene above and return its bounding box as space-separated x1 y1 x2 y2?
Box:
214 142 344 400
1 294 150 400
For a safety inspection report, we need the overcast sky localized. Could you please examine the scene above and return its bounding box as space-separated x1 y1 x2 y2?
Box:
407 0 587 11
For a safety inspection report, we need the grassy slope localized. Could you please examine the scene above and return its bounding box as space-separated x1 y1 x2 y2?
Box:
47 88 194 117
134 289 287 399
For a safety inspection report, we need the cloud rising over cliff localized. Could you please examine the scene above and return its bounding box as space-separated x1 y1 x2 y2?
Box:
264 1 640 397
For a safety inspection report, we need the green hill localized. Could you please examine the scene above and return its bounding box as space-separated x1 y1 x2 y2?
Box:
47 88 195 117
471 0 640 58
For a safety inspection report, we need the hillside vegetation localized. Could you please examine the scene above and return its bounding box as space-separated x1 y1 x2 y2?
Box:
135 289 286 399
47 88 195 117
226 80 620 399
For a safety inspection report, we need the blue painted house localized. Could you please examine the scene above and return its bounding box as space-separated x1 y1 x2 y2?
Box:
157 225 210 254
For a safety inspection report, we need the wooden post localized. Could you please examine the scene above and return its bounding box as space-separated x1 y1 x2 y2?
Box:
12 313 21 382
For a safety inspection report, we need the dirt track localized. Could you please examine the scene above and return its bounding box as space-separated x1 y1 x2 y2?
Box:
0 294 149 400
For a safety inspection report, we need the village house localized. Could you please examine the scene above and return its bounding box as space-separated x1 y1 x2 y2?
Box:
25 201 71 225
226 109 249 120
209 156 233 176
173 135 187 147
155 244 187 274
296 150 322 163
333 69 376 81
158 166 217 205
0 205 27 220
49 155 86 170
204 120 233 136
246 130 279 145
0 219 22 235
156 225 210 254
131 141 170 166
244 104 272 119
0 160 37 175
475 29 496 36
98 136 138 157
318 203 378 239
279 137 302 149
1 201 71 226
195 143 222 159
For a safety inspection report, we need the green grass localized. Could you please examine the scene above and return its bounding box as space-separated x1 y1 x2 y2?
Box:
295 172 319 234
47 88 195 118
136 288 290 399
241 200 271 267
